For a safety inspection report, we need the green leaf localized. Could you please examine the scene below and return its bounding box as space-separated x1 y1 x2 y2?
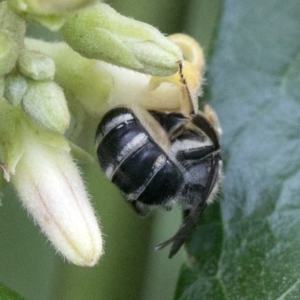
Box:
176 0 300 299
0 282 26 300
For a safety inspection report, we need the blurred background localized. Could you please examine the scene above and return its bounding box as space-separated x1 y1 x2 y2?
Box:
0 0 222 299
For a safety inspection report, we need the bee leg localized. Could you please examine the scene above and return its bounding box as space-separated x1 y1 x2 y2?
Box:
176 145 216 162
155 156 220 258
203 105 222 136
155 202 207 258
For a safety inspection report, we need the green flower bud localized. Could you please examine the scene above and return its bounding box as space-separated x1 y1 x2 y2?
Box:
0 30 19 76
22 81 70 134
18 49 55 80
25 38 114 118
4 73 27 106
62 3 182 76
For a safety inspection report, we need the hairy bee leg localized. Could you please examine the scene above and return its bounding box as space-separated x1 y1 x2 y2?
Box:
155 202 207 258
155 155 220 258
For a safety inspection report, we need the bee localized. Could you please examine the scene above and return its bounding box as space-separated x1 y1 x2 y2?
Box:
95 61 222 258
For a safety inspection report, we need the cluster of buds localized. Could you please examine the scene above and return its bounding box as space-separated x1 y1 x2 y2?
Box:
0 0 204 266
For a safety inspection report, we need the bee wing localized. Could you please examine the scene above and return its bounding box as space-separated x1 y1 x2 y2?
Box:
155 155 220 258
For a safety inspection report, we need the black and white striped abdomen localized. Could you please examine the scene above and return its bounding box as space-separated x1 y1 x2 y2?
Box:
96 107 183 206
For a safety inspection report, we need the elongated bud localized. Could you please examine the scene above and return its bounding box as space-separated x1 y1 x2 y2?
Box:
62 3 182 76
11 137 103 266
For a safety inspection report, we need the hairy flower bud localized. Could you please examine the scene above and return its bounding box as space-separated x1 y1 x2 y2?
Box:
11 136 103 266
25 38 114 118
18 49 55 80
62 3 182 76
0 97 103 266
22 80 70 133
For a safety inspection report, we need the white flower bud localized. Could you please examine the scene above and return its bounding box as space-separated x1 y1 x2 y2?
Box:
11 137 103 266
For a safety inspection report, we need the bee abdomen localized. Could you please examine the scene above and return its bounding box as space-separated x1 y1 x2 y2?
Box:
96 107 183 206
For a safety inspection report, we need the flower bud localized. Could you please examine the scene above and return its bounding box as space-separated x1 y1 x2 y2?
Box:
4 73 27 106
18 49 55 80
62 3 182 76
22 81 70 133
11 135 103 266
25 38 114 118
0 96 103 265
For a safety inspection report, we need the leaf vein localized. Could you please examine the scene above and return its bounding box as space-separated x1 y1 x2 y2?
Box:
216 276 230 300
274 279 300 300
